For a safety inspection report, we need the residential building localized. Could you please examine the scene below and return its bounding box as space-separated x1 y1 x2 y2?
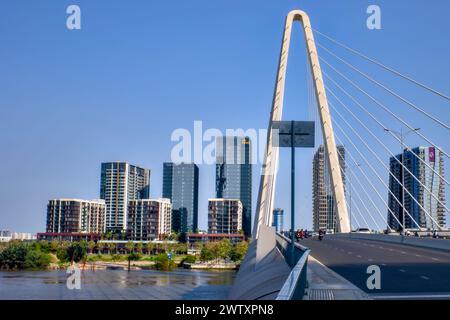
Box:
208 198 243 234
46 199 106 234
162 162 199 233
215 136 252 237
100 162 150 233
0 230 12 242
126 198 172 240
388 146 446 230
312 145 346 233
11 232 35 241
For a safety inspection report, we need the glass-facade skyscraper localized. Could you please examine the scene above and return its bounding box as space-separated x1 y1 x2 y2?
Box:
100 162 150 233
215 136 252 237
163 162 199 233
388 146 446 230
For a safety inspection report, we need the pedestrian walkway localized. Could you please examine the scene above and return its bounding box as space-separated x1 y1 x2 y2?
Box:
304 256 370 300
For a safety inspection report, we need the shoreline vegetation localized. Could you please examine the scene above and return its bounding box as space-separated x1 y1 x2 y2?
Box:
0 238 248 272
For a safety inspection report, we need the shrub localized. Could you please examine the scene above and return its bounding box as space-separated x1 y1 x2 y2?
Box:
154 253 176 271
24 250 52 269
181 254 196 264
0 242 52 270
0 242 28 269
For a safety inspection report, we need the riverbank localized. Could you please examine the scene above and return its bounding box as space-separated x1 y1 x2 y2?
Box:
183 262 238 270
1 239 249 272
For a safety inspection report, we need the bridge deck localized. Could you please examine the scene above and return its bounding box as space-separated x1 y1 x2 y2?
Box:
301 236 450 298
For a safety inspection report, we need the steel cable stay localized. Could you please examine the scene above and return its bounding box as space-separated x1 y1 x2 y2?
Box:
325 84 450 212
319 61 450 177
316 57 450 159
331 118 423 229
351 196 373 230
330 101 445 230
323 119 406 231
317 43 450 131
334 132 404 231
308 26 450 101
335 150 394 232
345 168 382 231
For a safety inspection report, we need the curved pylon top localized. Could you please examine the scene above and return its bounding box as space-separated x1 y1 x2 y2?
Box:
252 9 351 240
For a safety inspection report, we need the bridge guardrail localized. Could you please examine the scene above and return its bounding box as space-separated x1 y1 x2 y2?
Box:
275 233 310 300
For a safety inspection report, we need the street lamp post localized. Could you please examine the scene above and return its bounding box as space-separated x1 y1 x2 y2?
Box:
272 121 315 267
384 127 420 238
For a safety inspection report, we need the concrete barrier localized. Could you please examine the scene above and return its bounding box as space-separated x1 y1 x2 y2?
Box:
331 233 450 252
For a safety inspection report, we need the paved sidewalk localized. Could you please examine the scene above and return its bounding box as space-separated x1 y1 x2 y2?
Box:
304 255 371 300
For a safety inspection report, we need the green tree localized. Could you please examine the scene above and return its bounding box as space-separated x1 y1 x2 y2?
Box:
107 242 116 255
169 231 179 241
217 239 232 260
125 241 134 254
176 243 188 254
0 242 52 270
145 242 155 255
200 243 215 262
49 240 60 253
24 250 52 269
181 254 196 265
87 241 96 254
0 242 28 269
230 241 249 262
135 242 143 254
66 242 87 263
127 252 141 270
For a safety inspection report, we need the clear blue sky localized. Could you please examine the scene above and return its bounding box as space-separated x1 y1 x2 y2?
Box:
0 0 449 233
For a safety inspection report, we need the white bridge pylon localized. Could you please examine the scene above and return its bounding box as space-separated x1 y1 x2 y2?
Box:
253 10 351 238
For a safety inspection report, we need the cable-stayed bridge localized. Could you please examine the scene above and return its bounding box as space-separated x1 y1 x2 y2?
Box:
229 9 450 300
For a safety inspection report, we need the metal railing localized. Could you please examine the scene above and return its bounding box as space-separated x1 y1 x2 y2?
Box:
275 233 311 300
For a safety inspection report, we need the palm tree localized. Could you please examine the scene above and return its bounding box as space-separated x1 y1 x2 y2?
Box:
87 241 96 254
135 242 143 254
146 242 154 255
125 241 134 254
107 242 116 255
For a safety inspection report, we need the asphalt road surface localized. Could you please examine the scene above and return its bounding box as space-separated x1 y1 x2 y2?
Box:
301 236 450 299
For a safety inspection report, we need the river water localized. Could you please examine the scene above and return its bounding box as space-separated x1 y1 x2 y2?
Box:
0 268 236 300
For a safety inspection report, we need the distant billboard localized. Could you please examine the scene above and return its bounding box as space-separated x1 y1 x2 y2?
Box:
429 147 435 163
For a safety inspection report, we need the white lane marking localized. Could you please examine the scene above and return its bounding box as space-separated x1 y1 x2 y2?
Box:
432 258 439 261
400 251 406 254
348 252 352 255
381 263 387 266
357 255 362 258
389 249 394 252
399 269 406 273
415 254 421 257
420 276 430 280
368 258 373 262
